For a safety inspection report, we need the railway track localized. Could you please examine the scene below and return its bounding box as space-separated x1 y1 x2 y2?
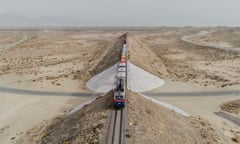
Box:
106 33 128 144
107 106 127 144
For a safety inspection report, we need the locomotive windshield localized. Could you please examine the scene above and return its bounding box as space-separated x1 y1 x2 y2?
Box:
115 95 123 100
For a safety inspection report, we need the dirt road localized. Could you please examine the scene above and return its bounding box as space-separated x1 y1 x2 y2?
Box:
182 31 240 52
0 35 28 51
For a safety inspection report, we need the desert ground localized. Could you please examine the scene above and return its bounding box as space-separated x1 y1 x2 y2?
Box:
0 27 239 144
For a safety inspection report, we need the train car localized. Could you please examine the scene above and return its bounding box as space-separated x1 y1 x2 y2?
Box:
123 44 127 49
121 52 127 56
122 49 127 54
121 55 126 59
120 59 126 63
118 67 126 72
114 77 126 108
114 91 125 107
122 46 127 51
121 52 126 56
119 62 126 67
123 33 127 39
122 47 127 53
121 56 126 59
123 38 127 44
124 40 127 44
114 35 127 108
117 71 126 78
115 78 125 91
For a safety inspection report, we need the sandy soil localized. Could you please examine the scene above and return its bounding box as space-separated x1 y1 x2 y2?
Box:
149 80 240 143
0 28 240 144
128 29 240 88
182 30 240 52
190 28 240 48
0 31 123 91
221 100 240 115
0 30 125 144
0 32 23 47
0 93 89 144
16 92 113 144
127 92 227 144
19 91 235 144
127 28 240 143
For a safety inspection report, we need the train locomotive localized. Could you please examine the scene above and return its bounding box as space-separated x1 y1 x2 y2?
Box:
113 34 128 108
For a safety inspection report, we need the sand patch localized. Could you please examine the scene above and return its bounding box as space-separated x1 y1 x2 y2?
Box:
127 92 226 144
17 92 113 144
0 93 88 144
221 100 240 115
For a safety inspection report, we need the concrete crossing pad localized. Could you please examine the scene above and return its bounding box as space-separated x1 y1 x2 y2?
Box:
86 62 165 93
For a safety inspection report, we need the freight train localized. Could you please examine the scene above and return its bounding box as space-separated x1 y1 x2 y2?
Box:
113 33 128 108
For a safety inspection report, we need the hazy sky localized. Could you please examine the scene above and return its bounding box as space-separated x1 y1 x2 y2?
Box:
0 0 240 26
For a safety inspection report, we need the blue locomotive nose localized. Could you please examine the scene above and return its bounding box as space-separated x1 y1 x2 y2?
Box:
114 102 125 107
